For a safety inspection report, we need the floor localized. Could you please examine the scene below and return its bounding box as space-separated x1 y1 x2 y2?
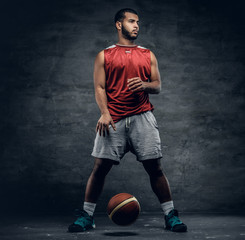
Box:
0 213 245 240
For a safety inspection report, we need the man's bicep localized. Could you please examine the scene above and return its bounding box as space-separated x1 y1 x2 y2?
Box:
94 50 106 89
150 51 161 84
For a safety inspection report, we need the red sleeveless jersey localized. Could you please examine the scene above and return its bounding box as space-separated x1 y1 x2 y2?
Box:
104 44 154 122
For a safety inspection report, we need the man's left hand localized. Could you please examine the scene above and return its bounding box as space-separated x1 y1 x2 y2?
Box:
127 77 146 92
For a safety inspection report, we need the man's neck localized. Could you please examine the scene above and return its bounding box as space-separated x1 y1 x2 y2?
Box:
116 43 137 47
117 38 136 46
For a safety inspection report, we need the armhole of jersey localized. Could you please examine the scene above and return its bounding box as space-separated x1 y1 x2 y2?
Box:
104 45 116 69
137 46 151 75
149 50 152 79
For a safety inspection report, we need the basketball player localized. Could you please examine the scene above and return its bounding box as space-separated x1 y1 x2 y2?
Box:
68 8 187 232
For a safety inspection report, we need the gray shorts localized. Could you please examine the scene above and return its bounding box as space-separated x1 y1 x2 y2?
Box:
91 111 162 164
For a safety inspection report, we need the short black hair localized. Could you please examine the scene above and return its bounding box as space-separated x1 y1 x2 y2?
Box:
114 8 138 23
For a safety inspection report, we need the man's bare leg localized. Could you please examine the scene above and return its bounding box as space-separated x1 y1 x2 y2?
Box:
142 158 172 203
85 158 114 203
142 158 187 232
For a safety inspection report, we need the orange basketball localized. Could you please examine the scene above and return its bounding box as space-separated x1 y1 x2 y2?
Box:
107 193 140 226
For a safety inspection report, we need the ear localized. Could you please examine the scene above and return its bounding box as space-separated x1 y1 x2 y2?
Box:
116 21 122 30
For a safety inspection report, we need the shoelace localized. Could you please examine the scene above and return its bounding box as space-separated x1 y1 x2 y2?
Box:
168 215 182 226
74 209 92 227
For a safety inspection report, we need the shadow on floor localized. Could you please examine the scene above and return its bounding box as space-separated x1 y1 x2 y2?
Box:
103 231 139 236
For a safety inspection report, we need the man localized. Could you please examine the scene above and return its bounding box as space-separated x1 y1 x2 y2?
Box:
68 8 187 233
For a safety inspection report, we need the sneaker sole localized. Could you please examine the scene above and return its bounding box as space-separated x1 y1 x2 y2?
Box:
68 223 96 233
166 224 187 232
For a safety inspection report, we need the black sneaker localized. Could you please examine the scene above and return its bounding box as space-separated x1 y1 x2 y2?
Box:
68 209 96 232
165 209 187 232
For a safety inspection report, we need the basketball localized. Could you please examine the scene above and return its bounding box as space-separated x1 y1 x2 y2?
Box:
107 193 140 226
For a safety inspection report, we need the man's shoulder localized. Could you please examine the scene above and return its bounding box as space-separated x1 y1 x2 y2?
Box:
136 46 151 57
137 45 148 50
103 45 117 55
136 46 151 55
105 45 117 50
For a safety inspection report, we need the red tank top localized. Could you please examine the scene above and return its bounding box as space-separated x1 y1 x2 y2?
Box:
104 44 154 122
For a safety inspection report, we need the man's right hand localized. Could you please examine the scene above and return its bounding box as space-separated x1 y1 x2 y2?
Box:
96 113 116 137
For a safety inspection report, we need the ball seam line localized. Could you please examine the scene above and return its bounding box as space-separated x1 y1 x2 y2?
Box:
108 197 139 220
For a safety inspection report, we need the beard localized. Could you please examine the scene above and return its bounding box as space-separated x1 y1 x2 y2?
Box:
121 24 139 41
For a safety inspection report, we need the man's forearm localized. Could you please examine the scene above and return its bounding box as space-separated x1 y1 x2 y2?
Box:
127 77 161 94
95 87 110 115
144 80 161 94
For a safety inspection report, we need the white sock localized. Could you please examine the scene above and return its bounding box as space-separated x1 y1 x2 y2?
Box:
83 202 96 216
161 201 174 215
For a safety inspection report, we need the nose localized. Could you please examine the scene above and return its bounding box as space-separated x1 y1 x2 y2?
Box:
134 22 139 30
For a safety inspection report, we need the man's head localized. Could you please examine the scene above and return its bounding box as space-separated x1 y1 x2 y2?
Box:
114 8 139 41
114 8 138 23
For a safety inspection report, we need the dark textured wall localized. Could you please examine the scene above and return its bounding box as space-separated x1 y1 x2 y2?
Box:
0 0 244 214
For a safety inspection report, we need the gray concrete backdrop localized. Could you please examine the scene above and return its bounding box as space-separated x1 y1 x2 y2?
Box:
0 0 244 214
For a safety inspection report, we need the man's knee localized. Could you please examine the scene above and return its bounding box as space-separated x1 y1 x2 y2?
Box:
92 158 114 178
142 159 164 178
